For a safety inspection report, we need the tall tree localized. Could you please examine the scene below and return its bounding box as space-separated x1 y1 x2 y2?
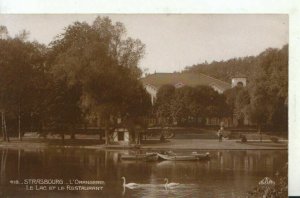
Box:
155 85 229 126
0 26 9 40
224 86 250 126
49 17 149 144
248 45 288 131
0 35 46 141
154 84 176 126
184 56 257 83
185 44 288 131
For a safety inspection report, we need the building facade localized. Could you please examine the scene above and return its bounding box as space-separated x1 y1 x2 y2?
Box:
141 72 233 105
141 72 247 127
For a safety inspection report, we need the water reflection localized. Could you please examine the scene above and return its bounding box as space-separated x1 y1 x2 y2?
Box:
1 149 8 185
0 148 287 197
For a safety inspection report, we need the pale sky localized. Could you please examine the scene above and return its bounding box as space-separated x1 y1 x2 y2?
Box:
0 14 288 73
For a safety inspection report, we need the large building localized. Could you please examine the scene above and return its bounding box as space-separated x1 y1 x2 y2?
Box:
141 72 247 127
141 72 245 104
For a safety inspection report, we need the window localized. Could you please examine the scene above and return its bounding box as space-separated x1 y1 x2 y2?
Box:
237 81 244 87
118 132 124 141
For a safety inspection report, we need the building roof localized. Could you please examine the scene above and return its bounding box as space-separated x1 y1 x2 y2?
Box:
141 72 231 91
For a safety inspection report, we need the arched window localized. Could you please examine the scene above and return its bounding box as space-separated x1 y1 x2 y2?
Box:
237 81 244 87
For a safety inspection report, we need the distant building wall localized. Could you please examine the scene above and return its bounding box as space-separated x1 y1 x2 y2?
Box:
145 84 158 104
210 83 226 94
142 73 250 127
141 73 231 105
112 128 129 144
231 77 247 87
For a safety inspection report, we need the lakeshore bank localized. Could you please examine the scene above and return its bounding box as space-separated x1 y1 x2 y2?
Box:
0 138 288 150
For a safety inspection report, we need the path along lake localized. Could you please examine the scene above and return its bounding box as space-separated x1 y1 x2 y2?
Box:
0 148 287 198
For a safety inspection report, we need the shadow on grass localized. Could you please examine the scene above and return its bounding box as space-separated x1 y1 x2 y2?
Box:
33 138 105 146
141 140 170 145
237 141 287 147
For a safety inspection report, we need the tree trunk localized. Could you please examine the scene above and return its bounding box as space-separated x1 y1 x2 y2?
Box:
40 119 47 139
70 133 75 140
1 112 5 141
131 129 136 144
18 112 22 141
99 131 102 141
1 149 8 184
70 124 75 140
258 124 262 142
3 112 9 142
18 149 21 178
137 131 142 145
61 133 65 143
105 127 109 145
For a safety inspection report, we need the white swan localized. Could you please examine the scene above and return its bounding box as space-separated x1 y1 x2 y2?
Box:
121 177 139 189
164 178 179 189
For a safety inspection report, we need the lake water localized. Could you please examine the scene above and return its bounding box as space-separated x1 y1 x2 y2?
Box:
0 148 287 198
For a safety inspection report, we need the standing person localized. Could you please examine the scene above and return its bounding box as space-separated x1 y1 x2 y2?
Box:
217 127 224 142
219 127 224 142
217 130 221 142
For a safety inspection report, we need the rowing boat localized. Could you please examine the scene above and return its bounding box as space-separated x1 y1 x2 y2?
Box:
157 153 210 161
121 153 157 161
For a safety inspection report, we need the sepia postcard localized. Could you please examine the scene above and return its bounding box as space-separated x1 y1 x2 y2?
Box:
0 0 299 197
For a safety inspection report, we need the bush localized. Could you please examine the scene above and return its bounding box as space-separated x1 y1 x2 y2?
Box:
160 134 165 142
247 163 288 198
228 132 241 139
241 135 247 143
270 137 279 143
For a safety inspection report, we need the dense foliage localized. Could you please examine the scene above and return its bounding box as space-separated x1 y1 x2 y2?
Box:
184 57 256 83
154 85 229 126
0 18 288 142
185 45 288 131
223 86 251 126
0 17 151 143
0 38 47 140
248 45 288 131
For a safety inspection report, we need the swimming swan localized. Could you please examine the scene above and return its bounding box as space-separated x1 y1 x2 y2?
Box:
121 177 139 189
164 178 179 189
